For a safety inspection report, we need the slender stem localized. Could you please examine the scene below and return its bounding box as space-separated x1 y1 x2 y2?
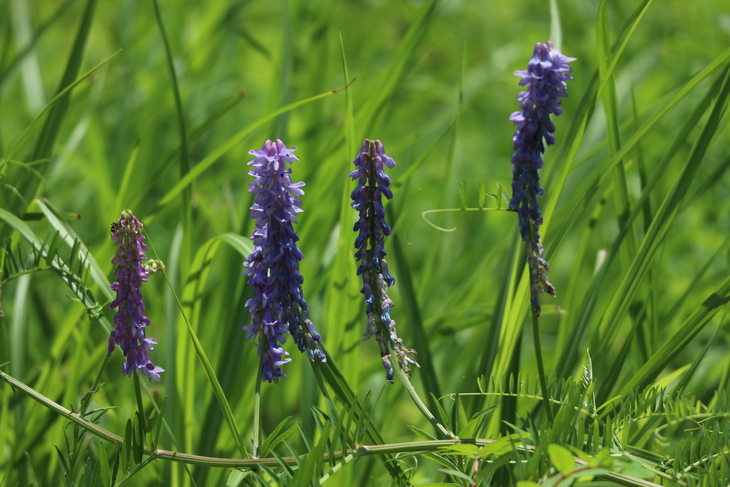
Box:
70 353 110 481
421 207 511 233
133 370 148 434
116 453 159 486
80 353 109 415
531 312 554 423
252 340 264 458
393 351 455 438
524 214 554 424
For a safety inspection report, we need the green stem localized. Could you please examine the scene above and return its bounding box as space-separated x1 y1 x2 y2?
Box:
393 351 455 438
133 370 148 434
80 353 109 415
69 353 110 481
252 342 264 458
532 312 554 424
116 453 159 486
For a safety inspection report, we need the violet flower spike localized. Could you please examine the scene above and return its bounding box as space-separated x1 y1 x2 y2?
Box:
243 139 325 383
509 41 575 316
108 210 164 381
351 139 418 382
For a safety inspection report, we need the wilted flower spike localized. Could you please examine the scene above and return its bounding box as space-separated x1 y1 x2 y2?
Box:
244 139 325 383
351 139 418 382
108 210 164 381
509 42 574 316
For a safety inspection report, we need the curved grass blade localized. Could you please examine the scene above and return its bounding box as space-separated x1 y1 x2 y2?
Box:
154 234 252 459
154 85 351 212
151 0 192 283
35 199 113 302
615 275 730 397
0 0 75 93
590 66 730 399
324 29 361 388
5 48 122 164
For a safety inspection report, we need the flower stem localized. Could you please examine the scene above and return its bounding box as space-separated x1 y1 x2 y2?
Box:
133 370 148 433
252 339 264 458
393 352 455 438
531 311 554 424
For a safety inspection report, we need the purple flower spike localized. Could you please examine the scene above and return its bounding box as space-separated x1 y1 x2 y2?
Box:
509 42 574 316
351 139 418 382
108 210 164 381
244 139 325 383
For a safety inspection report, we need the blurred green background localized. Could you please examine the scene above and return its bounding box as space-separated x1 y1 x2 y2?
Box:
1 0 729 485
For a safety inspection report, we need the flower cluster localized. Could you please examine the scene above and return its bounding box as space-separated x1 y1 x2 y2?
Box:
509 41 575 315
243 139 325 383
351 139 418 382
108 210 164 381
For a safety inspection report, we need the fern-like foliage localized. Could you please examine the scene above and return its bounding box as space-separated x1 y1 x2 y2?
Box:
2 231 107 326
465 370 730 486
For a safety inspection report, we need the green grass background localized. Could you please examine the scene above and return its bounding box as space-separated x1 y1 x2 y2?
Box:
1 0 729 485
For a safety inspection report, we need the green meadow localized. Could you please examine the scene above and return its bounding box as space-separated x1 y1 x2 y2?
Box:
1 0 729 485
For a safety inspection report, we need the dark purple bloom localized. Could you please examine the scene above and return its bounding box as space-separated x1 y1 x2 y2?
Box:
509 42 574 315
244 139 325 383
351 139 417 382
108 210 164 381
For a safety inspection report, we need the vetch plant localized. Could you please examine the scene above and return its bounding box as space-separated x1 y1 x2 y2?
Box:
108 209 164 381
3 4 729 486
509 41 575 424
351 139 418 382
509 41 575 316
243 139 325 384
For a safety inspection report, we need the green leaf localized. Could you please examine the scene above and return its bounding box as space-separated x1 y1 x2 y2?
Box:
98 445 110 487
438 468 476 484
480 434 523 458
258 417 297 459
458 180 467 209
497 182 510 210
439 444 481 457
548 444 575 476
226 470 249 487
477 180 487 209
82 457 93 487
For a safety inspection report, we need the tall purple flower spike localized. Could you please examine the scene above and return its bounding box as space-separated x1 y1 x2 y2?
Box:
509 41 575 316
244 139 325 383
109 210 164 381
351 139 418 382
